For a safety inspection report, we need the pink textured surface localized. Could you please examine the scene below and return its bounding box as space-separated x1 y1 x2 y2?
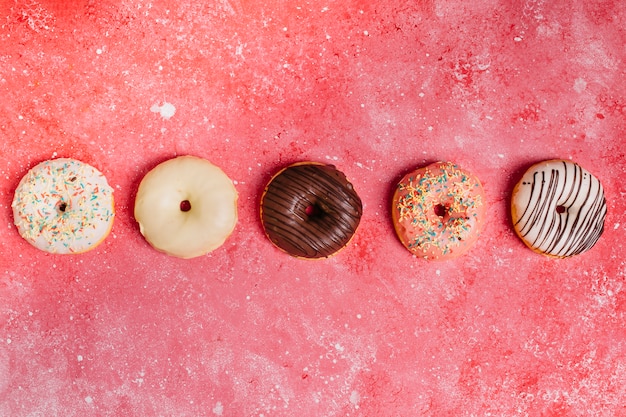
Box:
1 0 625 416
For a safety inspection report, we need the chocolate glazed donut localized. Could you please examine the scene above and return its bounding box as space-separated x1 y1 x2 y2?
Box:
260 162 363 259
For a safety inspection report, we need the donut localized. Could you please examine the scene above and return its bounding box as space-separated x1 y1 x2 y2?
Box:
511 159 606 258
392 161 486 260
260 162 363 259
11 158 115 254
134 156 238 259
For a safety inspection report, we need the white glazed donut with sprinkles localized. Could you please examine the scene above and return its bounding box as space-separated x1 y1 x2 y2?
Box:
511 159 606 258
12 158 115 254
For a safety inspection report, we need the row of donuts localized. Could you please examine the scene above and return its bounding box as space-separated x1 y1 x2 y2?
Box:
10 156 607 260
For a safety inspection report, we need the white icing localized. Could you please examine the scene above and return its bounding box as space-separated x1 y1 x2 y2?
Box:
12 159 115 254
134 156 238 259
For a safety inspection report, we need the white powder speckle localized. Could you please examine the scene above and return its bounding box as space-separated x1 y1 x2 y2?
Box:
614 223 620 230
77 355 83 362
212 402 224 415
350 390 360 408
573 78 587 93
85 396 93 404
150 102 177 120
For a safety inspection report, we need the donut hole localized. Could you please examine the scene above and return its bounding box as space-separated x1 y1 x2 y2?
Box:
556 205 566 214
305 203 323 218
434 204 448 217
180 200 192 212
56 201 68 214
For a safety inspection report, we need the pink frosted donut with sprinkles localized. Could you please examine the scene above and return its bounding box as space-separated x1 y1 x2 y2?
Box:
12 158 115 254
392 161 486 260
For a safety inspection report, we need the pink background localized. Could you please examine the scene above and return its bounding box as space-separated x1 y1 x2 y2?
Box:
1 0 625 415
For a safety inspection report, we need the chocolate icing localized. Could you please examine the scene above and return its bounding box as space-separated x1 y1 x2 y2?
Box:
261 163 363 259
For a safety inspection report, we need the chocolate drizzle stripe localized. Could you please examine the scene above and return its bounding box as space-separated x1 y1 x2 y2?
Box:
261 164 362 258
513 160 606 257
563 180 606 256
550 166 580 255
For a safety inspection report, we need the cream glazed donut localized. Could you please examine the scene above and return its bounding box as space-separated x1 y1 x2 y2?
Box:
392 161 486 260
12 158 115 254
511 159 606 258
134 156 238 259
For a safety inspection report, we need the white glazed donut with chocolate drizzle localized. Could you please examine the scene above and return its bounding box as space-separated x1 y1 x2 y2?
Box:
511 159 606 258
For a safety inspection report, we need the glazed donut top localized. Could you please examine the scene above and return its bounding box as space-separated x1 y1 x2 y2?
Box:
393 161 485 259
261 163 363 259
512 159 606 257
133 155 238 259
12 158 115 254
